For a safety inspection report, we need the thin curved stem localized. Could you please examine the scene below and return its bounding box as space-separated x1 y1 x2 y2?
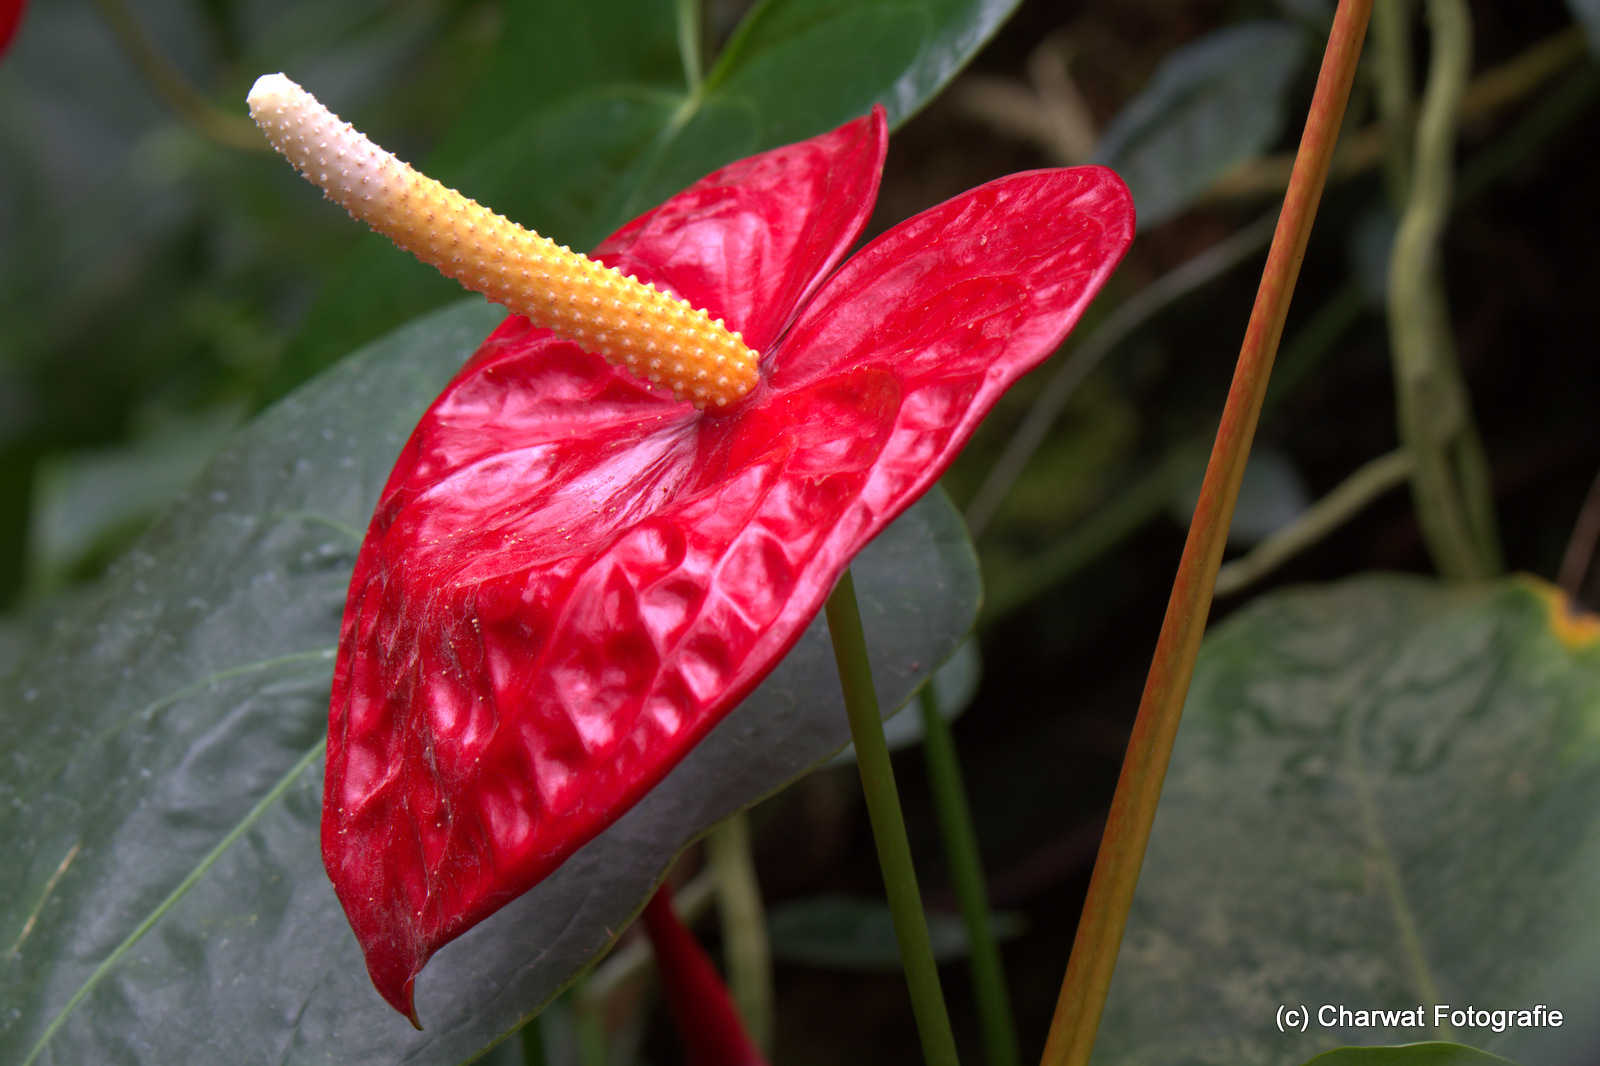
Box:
1386 0 1501 580
826 569 960 1066
89 0 266 151
1039 1 1374 1062
676 0 704 96
519 1013 548 1066
1204 24 1586 203
979 448 1198 626
1370 0 1415 205
570 976 609 1066
920 685 1018 1066
708 812 774 1052
1214 448 1413 597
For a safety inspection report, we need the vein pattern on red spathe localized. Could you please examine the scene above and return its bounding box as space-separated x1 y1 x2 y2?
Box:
321 104 1134 1018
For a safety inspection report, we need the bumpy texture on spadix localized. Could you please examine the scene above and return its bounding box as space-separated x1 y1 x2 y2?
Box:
247 73 757 408
319 101 1135 1024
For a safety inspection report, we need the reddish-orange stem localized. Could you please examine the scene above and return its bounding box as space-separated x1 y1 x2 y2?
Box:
1037 2 1375 1064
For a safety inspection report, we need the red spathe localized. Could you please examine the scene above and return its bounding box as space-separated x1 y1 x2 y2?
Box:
321 105 1135 1021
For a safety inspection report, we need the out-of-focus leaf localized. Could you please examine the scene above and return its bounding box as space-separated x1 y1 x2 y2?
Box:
1170 444 1309 547
0 299 982 1065
830 636 981 765
275 0 1024 391
1299 1045 1518 1065
1349 203 1399 305
0 0 486 602
27 405 241 591
1093 576 1600 1066
1273 0 1335 28
1565 0 1600 55
1093 21 1306 228
767 894 1023 970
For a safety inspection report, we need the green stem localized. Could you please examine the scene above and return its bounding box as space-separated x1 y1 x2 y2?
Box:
571 977 609 1066
1370 0 1415 205
980 448 1198 627
1386 0 1501 580
919 686 1018 1066
676 0 704 96
981 271 1368 627
1213 448 1414 597
88 0 266 152
519 1012 548 1066
1040 1 1374 1062
825 569 960 1066
707 812 774 1051
1261 277 1367 412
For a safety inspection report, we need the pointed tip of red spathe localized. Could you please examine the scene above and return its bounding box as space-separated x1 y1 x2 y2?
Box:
369 947 424 1027
0 0 28 62
403 977 422 1030
642 884 770 1066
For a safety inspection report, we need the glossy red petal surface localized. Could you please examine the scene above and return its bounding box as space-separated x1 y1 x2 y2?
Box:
323 152 1134 1018
766 165 1136 520
591 107 887 353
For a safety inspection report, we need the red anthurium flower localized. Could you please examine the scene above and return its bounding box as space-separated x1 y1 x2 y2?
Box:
0 0 27 61
249 75 1134 1023
642 883 769 1066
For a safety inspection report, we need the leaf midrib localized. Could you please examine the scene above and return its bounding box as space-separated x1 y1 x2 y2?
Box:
22 738 329 1066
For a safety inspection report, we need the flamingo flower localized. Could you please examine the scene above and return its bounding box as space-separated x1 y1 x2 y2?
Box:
248 74 1134 1023
0 0 27 62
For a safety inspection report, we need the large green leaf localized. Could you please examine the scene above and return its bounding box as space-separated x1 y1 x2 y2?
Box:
1093 576 1600 1066
274 0 1022 392
1300 1045 1518 1065
0 300 982 1065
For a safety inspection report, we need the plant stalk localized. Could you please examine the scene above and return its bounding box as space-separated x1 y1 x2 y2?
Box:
1386 0 1501 580
1213 448 1414 597
920 685 1019 1066
676 0 704 95
88 0 266 151
1038 1 1374 1062
1370 0 1415 204
519 1013 547 1066
826 569 960 1066
707 812 774 1052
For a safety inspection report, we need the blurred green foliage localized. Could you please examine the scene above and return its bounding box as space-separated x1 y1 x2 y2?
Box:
0 0 503 605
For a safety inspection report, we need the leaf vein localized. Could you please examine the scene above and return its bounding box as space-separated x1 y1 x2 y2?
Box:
22 739 327 1066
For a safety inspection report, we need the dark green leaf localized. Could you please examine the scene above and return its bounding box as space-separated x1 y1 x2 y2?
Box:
273 0 1023 392
0 300 982 1065
1299 1043 1518 1065
1093 21 1306 229
1093 576 1600 1066
767 893 1022 970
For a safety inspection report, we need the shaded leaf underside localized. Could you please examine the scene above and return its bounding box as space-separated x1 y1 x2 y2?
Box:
0 300 982 1065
